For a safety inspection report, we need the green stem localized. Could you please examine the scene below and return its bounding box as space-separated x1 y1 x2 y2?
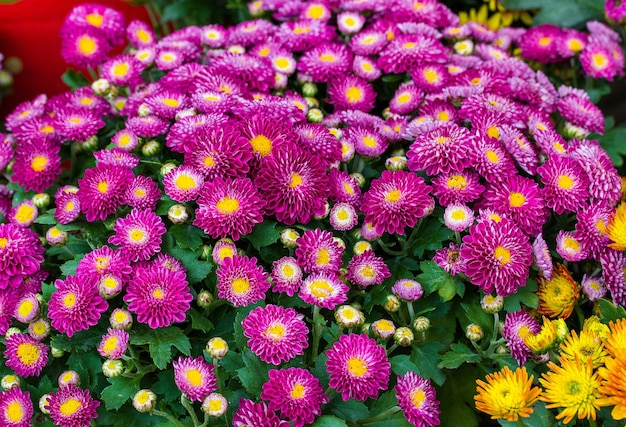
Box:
311 305 323 363
354 406 401 426
198 412 209 427
181 395 201 427
376 239 405 256
407 302 415 322
152 409 189 427
86 67 98 81
517 419 525 427
588 419 597 427
387 343 399 355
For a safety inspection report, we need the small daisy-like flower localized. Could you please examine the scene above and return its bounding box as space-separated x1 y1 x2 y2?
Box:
93 148 139 169
532 233 553 281
475 366 541 422
556 230 588 262
329 202 358 231
295 124 342 165
411 63 450 93
78 164 134 222
353 55 382 81
111 129 139 151
540 356 605 424
211 238 237 267
378 34 447 74
242 304 309 365
538 156 590 214
362 170 433 236
559 329 607 369
557 93 605 135
261 368 328 427
124 264 192 328
295 229 344 276
97 328 129 360
162 165 203 203
9 200 38 228
46 385 100 427
327 75 376 113
13 293 39 323
346 251 391 287
580 42 622 81
173 356 218 402
396 372 440 427
519 24 563 64
61 26 110 68
503 310 541 366
326 333 390 401
433 243 464 275
77 246 132 281
194 177 265 241
233 398 289 427
48 274 108 337
350 30 388 55
239 115 295 165
0 385 34 427
431 170 485 207
537 264 580 319
329 169 363 208
4 333 48 377
392 279 424 302
337 11 365 34
108 209 166 262
389 83 423 116
11 139 62 193
271 257 302 297
144 90 189 120
297 42 353 83
216 255 270 307
53 107 105 142
125 115 169 138
443 203 474 232
299 273 349 310
581 275 606 301
123 176 161 211
127 19 155 47
345 126 389 158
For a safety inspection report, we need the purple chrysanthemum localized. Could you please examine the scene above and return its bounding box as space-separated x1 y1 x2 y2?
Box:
328 169 363 208
144 89 189 119
350 30 388 55
0 386 34 427
127 19 156 47
97 328 129 360
11 139 62 193
295 123 342 164
123 176 161 211
216 255 270 307
389 83 423 115
431 170 485 207
329 202 358 231
108 209 166 262
346 251 391 288
581 274 606 302
600 248 626 305
0 288 19 334
297 43 352 83
443 204 474 232
299 273 349 310
556 230 588 262
557 93 605 135
233 399 289 427
395 372 441 427
518 24 563 64
54 192 81 225
378 34 447 74
4 333 48 377
474 138 517 184
46 385 100 427
411 63 450 93
345 126 389 158
503 310 540 365
433 243 465 275
125 115 170 138
532 233 553 281
162 165 204 203
111 129 139 151
78 164 134 222
0 223 45 290
239 115 296 166
574 203 612 260
212 53 275 92
327 75 376 113
295 229 344 276
261 368 328 427
392 279 424 302
242 304 309 365
361 170 433 236
61 26 111 68
173 356 218 402
93 148 139 169
580 42 623 81
326 334 390 401
537 155 590 214
53 107 105 142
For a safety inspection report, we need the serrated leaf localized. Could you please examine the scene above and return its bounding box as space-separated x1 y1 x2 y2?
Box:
50 327 106 353
168 246 213 284
169 224 206 250
311 416 349 427
328 393 369 422
101 376 142 410
438 343 482 369
59 258 81 276
410 342 446 386
247 220 280 250
417 261 464 301
391 355 419 376
152 369 180 403
597 298 626 324
67 351 105 391
130 326 191 370
34 214 57 225
236 348 269 396
411 218 454 257
220 350 244 378
188 308 214 333
503 279 539 313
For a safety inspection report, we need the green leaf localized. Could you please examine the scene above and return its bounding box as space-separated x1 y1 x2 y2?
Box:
503 279 539 313
411 218 454 257
101 376 142 410
247 220 280 250
61 69 90 90
169 224 206 250
328 393 369 422
220 350 244 378
310 353 330 389
59 257 81 276
597 298 626 324
593 123 626 167
438 365 481 427
236 348 269 396
501 0 604 28
50 327 106 353
67 351 104 391
498 401 554 427
130 326 191 370
438 343 482 369
391 355 419 376
168 246 213 284
34 214 57 225
410 342 446 386
586 81 611 104
417 261 464 301
188 308 214 333
152 369 181 403
311 416 349 427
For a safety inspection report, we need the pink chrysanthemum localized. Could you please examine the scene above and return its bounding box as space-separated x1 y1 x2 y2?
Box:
194 177 265 241
532 233 553 281
125 115 169 138
233 399 289 427
100 54 144 87
537 155 590 214
111 129 139 151
271 257 303 297
162 165 204 203
518 24 563 64
461 218 532 297
395 372 441 427
346 250 391 288
297 43 353 83
127 19 156 47
11 139 62 193
4 333 48 377
350 30 388 55
326 333 390 401
392 279 424 302
9 200 38 228
345 126 389 158
46 385 100 427
328 169 363 208
62 2 125 43
0 289 19 334
123 176 161 211
255 145 329 225
377 34 447 74
53 107 105 142
77 164 133 222
431 170 485 207
173 356 218 402
239 115 296 165
443 203 474 232
557 93 605 135
61 26 111 68
299 273 349 310
433 242 465 275
361 170 433 236
600 248 626 305
327 75 376 113
556 230 588 262
144 89 189 120
574 204 612 260
228 19 276 46
499 125 539 176
93 148 139 169
295 229 344 276
276 20 334 52
329 202 358 231
242 304 309 365
581 274 606 302
0 386 33 427
216 255 270 307
353 55 382 81
580 42 623 81
295 123 342 164
108 209 166 262
97 328 129 360
261 368 328 427
503 310 540 365
124 264 192 328
0 223 45 290
474 138 517 184
48 274 107 337
212 53 275 92
411 63 450 93
407 124 477 176
389 83 423 115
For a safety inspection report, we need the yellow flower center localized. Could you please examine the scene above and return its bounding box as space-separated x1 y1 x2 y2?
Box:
309 280 333 299
232 278 250 295
0 237 8 249
17 300 34 319
265 323 285 341
153 288 164 299
410 388 426 409
129 229 145 243
102 336 118 354
250 134 273 157
346 86 363 103
216 197 239 215
7 401 24 422
59 398 82 416
568 39 583 52
424 68 439 83
451 209 466 221
85 12 103 27
31 155 48 172
135 390 151 405
289 173 303 188
13 204 36 224
385 189 401 203
63 293 76 308
403 42 416 49
40 125 54 133
95 256 109 272
319 54 336 62
316 248 330 266
275 57 290 69
175 175 197 191
538 37 551 46
112 63 129 77
17 342 40 366
592 53 608 69
509 192 525 207
78 36 97 55
282 264 294 278
494 246 511 265
291 383 306 399
114 311 129 324
564 237 580 251
360 265 375 278
136 29 151 43
557 175 574 190
209 398 223 411
347 357 368 377
162 98 179 108
186 369 203 387
218 246 234 260
447 175 467 190
337 209 349 221
362 136 377 148
486 150 500 164
97 181 109 194
487 126 500 139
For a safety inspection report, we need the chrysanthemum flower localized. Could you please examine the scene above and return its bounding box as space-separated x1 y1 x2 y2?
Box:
344 126 389 158
260 368 328 427
475 365 541 422
350 30 388 55
53 107 105 142
433 243 464 275
0 289 19 334
46 385 100 427
13 292 39 323
597 355 626 419
238 115 296 165
538 156 590 214
0 386 33 427
327 75 376 113
326 333 390 401
124 264 192 328
329 202 358 231
503 310 541 365
540 356 606 424
194 177 265 241
559 329 607 369
297 42 352 83
395 372 440 427
575 204 612 260
270 257 302 297
233 398 289 427
48 274 107 337
608 202 626 251
537 264 580 319
361 170 433 236
519 24 563 64
8 200 37 228
93 148 139 169
108 209 166 262
242 304 309 365
125 115 169 138
11 139 62 193
0 223 45 290
431 170 484 207
212 53 275 92
532 233 553 281
378 34 447 74
443 203 474 232
255 145 329 225
61 26 111 68
328 169 363 208
172 356 218 402
4 333 48 377
295 229 344 276
97 328 129 360
346 250 391 288
388 83 422 116
299 272 349 310
121 176 159 211
581 274 606 301
294 123 342 164
127 19 155 47
556 230 588 262
216 255 269 307
63 2 125 42
162 165 203 203
78 164 133 222
580 42 622 81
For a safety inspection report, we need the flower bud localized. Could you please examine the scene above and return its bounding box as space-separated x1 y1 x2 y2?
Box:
413 316 430 333
142 140 161 157
202 392 228 417
335 305 365 328
381 107 391 119
77 135 99 152
168 204 189 224
350 172 366 188
50 347 65 358
371 319 396 340
29 318 51 340
280 228 300 248
5 327 20 340
495 345 508 355
14 294 40 323
307 108 324 123
555 318 569 343
301 82 318 97
98 274 124 299
383 294 401 313
58 370 80 387
305 96 319 108
45 226 69 246
212 238 236 266
480 294 504 314
394 327 414 346
39 394 51 414
137 103 151 116
0 70 13 88
206 337 229 359
332 236 346 251
110 308 133 330
32 193 51 209
200 245 212 261
454 39 474 55
465 324 484 342
385 156 407 171
1 375 19 390
563 121 589 140
197 290 214 308
133 389 157 413
175 108 196 121
361 323 371 334
353 241 372 256
102 359 125 378
91 78 111 96
160 162 177 176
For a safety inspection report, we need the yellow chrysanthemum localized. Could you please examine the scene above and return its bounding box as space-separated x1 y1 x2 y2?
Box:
559 329 607 369
523 316 557 354
608 202 626 251
536 264 580 319
583 315 610 342
540 356 606 424
475 365 541 421
597 356 626 419
459 1 533 32
603 318 626 359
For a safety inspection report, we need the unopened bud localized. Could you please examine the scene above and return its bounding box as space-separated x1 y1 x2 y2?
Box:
32 193 51 209
335 305 365 328
45 226 68 246
371 319 396 339
202 392 228 417
385 155 407 171
110 308 133 330
50 347 65 358
39 394 51 415
480 294 504 314
1 375 19 390
197 290 214 308
350 172 366 188
305 97 319 108
302 82 318 97
465 323 484 342
206 337 229 359
280 228 300 248
133 389 157 413
413 316 430 333
394 327 414 346
307 108 323 123
168 204 189 224
29 318 51 340
383 295 401 313
5 327 20 340
98 274 124 299
91 78 111 96
58 370 80 387
160 162 177 176
212 238 236 266
102 359 125 378
142 140 161 157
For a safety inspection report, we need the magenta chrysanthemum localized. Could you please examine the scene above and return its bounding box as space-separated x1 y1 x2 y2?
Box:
61 26 111 68
346 250 391 287
172 356 218 402
295 123 342 164
326 333 390 401
503 310 540 365
297 43 352 83
216 255 270 307
361 170 433 236
48 274 107 337
377 34 447 74
11 139 62 193
0 289 19 334
77 246 131 283
461 218 532 297
108 209 166 262
4 333 48 377
295 229 344 276
270 257 303 297
194 177 265 241
97 328 129 360
233 399 289 427
261 368 328 427
46 385 100 427
431 170 485 207
532 233 554 281
299 273 349 310
327 75 376 112
242 304 309 365
162 165 204 202
93 148 139 169
53 107 105 142
395 372 441 427
328 169 363 208
123 176 161 210
537 155 590 214
77 164 134 222
0 223 45 290
0 386 33 427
